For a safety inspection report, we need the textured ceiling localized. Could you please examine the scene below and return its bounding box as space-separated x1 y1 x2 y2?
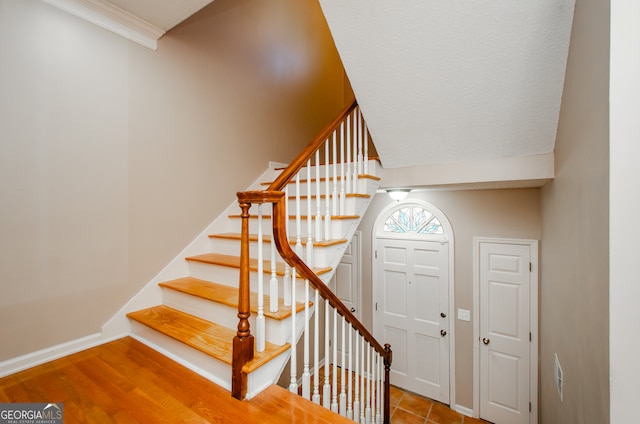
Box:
318 0 575 168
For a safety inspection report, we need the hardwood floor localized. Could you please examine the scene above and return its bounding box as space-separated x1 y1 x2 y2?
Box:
0 337 352 423
0 337 485 423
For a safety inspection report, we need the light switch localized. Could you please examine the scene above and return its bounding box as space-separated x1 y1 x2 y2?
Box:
457 308 471 321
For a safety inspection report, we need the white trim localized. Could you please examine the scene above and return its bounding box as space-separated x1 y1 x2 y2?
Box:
0 333 103 378
371 199 456 408
454 404 474 417
472 237 539 423
41 0 166 50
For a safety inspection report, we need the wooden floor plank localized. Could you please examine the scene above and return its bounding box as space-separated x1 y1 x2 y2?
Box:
0 337 357 423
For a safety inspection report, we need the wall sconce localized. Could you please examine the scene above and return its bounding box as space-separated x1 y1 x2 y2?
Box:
386 189 411 201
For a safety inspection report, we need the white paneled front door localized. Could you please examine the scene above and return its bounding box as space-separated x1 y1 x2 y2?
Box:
374 238 450 403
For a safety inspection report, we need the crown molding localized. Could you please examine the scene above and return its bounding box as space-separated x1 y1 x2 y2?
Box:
42 0 166 50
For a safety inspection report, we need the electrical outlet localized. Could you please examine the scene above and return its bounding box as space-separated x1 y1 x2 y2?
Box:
554 353 563 402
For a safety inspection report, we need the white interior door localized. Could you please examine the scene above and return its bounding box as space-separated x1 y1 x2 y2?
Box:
330 232 360 366
479 241 532 424
375 238 449 403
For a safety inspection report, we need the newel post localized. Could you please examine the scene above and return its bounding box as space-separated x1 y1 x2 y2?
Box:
232 199 254 400
383 343 392 424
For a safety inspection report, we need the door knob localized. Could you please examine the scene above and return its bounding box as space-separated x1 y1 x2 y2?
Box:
440 329 447 337
440 312 446 318
350 308 356 313
482 338 490 345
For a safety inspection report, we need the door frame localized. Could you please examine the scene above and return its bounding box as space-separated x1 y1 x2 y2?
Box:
372 199 456 408
472 237 538 423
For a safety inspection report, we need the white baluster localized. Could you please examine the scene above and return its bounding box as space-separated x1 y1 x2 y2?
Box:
376 352 382 424
347 325 353 420
352 110 359 195
339 120 346 216
284 186 292 307
323 299 331 409
315 150 322 242
306 159 313 266
354 330 360 423
339 315 347 416
295 173 302 256
366 344 372 424
332 131 338 217
289 268 297 394
358 107 364 176
345 114 352 195
256 205 265 352
360 337 366 424
364 121 370 175
331 308 339 413
269 218 278 313
312 288 321 405
302 277 310 399
372 351 377 424
324 141 331 241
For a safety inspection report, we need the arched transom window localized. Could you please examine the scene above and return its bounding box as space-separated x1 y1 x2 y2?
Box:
383 205 444 235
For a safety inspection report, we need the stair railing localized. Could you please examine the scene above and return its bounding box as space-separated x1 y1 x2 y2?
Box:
233 100 392 423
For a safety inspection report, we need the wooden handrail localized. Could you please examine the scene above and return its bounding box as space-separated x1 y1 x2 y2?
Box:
267 99 358 191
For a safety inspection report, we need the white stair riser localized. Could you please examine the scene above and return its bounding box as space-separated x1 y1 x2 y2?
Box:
130 321 231 390
209 238 345 269
286 195 367 217
233 216 357 241
245 349 291 400
130 321 290 401
186 262 331 301
161 288 292 346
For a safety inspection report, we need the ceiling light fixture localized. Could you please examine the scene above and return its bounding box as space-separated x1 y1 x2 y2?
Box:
386 189 411 201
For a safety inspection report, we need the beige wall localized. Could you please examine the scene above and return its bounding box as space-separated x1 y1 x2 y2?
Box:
0 0 350 361
539 0 610 422
357 188 541 409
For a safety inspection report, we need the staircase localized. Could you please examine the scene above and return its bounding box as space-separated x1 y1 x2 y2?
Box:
103 100 392 422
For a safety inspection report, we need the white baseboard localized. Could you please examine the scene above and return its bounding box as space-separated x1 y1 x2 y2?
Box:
454 404 474 417
0 333 104 378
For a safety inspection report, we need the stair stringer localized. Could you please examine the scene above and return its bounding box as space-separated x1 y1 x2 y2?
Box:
101 161 287 341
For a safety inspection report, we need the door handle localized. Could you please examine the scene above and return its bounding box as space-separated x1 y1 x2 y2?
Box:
350 308 356 313
440 312 446 318
440 329 447 337
482 338 490 345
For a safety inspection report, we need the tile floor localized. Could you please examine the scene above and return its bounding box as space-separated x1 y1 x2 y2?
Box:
389 385 490 424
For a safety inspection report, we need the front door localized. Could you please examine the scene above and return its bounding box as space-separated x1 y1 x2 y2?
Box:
375 238 450 403
478 240 533 424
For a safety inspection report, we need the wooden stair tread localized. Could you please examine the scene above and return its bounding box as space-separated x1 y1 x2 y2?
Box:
209 232 348 247
127 306 289 373
158 277 308 320
228 214 360 220
185 253 332 276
